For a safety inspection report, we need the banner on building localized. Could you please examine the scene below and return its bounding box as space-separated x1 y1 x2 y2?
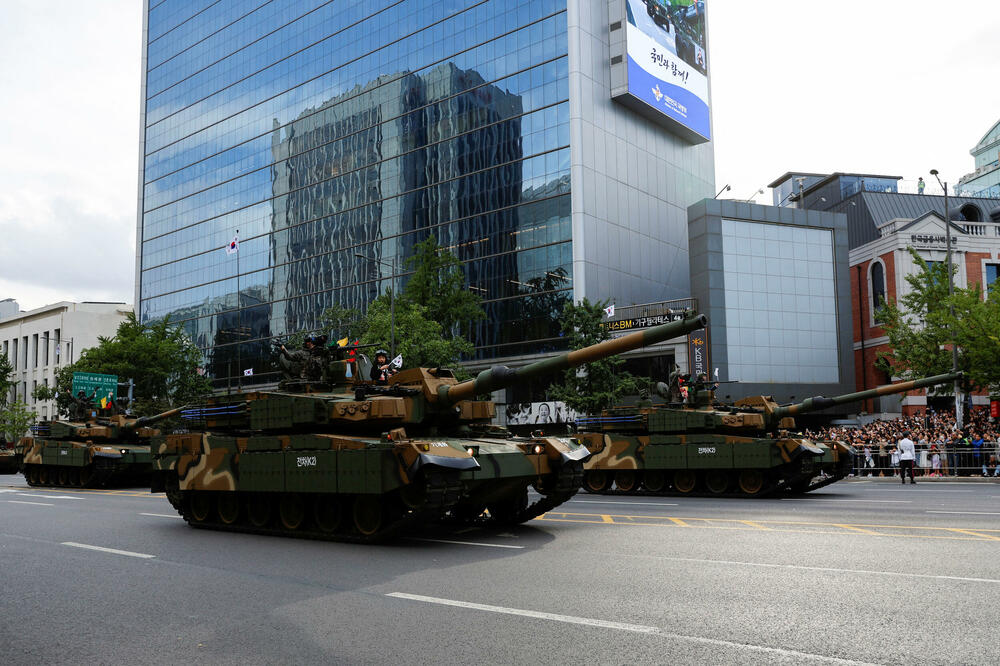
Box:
687 329 709 378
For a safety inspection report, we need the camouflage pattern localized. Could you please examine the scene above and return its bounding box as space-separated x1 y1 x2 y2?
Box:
577 372 962 497
16 408 180 488
152 313 708 542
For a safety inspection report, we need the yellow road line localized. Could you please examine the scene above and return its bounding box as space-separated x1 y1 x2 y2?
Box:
948 528 1000 541
834 523 881 536
601 514 614 524
740 520 770 530
668 517 689 527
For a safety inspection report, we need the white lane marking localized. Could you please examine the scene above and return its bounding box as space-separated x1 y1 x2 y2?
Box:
926 510 1000 515
387 593 878 664
140 512 184 519
18 493 85 500
865 488 974 492
62 542 156 559
406 537 524 549
632 555 1000 586
0 489 20 493
388 592 658 633
780 498 910 504
569 499 680 506
7 500 54 506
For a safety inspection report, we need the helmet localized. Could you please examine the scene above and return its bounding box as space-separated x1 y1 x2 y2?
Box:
375 349 388 356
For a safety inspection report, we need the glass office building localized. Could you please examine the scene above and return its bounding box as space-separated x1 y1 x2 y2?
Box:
137 1 715 386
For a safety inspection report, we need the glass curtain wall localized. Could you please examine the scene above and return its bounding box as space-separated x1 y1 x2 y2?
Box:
140 0 572 386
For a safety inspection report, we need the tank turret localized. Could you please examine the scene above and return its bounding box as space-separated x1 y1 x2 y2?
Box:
577 372 962 497
152 312 709 542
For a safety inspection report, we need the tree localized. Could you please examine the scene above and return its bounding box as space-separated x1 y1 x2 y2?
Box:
35 313 211 417
321 292 473 370
0 400 35 442
547 298 642 413
0 352 13 408
402 236 485 339
876 248 1000 393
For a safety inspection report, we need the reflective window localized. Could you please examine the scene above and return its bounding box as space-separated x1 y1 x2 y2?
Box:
721 219 839 384
140 0 572 384
870 260 886 323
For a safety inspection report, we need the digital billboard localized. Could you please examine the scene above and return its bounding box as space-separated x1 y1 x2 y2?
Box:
616 0 710 142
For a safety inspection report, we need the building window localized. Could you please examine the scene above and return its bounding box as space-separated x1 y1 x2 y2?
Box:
986 263 999 294
870 260 886 323
43 330 49 365
32 334 38 368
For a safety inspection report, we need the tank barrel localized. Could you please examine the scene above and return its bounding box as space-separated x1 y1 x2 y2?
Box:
438 313 708 405
773 372 963 417
131 405 187 428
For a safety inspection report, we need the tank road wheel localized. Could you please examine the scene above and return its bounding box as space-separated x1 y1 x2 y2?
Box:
673 470 697 494
279 494 307 531
705 470 730 495
399 481 427 510
583 470 611 493
78 466 94 488
488 489 530 525
68 469 81 487
247 495 273 528
57 467 69 487
615 470 639 493
642 471 667 493
216 493 241 525
738 470 765 496
189 492 213 523
37 467 50 486
26 466 39 486
352 496 383 536
313 496 342 534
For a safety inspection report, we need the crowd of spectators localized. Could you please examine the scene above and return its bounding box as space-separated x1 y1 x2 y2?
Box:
807 408 1000 477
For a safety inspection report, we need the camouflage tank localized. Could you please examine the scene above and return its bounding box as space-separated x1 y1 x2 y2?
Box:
18 406 183 488
151 313 708 542
575 372 963 497
0 440 18 474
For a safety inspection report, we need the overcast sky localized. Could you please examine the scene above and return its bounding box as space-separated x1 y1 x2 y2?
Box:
1 0 998 313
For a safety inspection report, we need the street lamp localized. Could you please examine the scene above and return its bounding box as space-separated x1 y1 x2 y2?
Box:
929 169 962 430
714 184 731 198
355 252 396 358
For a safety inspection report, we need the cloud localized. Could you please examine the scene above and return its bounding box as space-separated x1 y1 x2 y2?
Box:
0 0 141 311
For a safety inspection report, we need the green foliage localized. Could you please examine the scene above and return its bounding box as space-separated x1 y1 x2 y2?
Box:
403 236 485 339
876 248 1000 393
0 400 35 442
547 298 642 413
354 292 473 370
0 352 13 408
45 313 211 417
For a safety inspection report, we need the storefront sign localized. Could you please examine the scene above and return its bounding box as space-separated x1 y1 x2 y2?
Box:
603 312 685 333
688 329 709 378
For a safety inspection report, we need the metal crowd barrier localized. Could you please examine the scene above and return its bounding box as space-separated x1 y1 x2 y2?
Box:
851 444 1000 478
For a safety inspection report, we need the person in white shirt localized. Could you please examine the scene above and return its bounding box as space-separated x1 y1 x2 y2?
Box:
898 432 916 484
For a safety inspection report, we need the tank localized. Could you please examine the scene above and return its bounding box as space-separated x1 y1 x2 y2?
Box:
18 406 183 488
575 372 963 497
0 440 18 474
150 313 709 542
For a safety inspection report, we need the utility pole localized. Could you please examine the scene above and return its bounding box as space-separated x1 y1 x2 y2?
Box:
930 170 962 430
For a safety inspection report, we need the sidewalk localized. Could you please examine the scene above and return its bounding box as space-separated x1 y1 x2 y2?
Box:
844 475 1000 483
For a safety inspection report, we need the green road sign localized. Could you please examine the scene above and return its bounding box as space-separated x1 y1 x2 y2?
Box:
71 372 118 404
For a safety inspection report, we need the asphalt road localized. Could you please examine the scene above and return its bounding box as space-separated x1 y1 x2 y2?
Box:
2 476 998 665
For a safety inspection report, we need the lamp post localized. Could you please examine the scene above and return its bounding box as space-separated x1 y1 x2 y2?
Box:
355 252 396 357
930 169 962 430
714 184 731 199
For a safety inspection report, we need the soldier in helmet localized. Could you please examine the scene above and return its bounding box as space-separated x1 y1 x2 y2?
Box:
370 349 398 385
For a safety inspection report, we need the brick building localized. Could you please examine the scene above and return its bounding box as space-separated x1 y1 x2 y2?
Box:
849 210 1000 415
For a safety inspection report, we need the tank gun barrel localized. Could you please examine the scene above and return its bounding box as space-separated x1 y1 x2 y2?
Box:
438 313 708 406
773 372 963 418
130 405 187 428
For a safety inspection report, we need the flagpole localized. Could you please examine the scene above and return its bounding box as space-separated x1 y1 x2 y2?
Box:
236 228 241 391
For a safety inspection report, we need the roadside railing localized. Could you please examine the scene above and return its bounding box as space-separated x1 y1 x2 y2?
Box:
851 444 1000 478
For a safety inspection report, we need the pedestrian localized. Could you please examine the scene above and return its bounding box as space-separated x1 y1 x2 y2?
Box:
917 177 925 194
890 446 901 477
863 444 874 476
898 431 916 484
930 446 941 476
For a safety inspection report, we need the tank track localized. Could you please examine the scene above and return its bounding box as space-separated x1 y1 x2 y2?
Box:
163 471 465 544
21 463 146 489
453 461 586 527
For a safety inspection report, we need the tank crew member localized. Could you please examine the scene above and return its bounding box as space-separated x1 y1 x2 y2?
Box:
370 349 398 385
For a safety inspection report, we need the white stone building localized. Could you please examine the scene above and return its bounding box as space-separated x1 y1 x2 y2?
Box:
0 300 132 421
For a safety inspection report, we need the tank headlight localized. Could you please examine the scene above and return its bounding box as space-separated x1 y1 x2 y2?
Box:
532 444 544 455
120 449 128 455
466 447 475 457
421 443 430 452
